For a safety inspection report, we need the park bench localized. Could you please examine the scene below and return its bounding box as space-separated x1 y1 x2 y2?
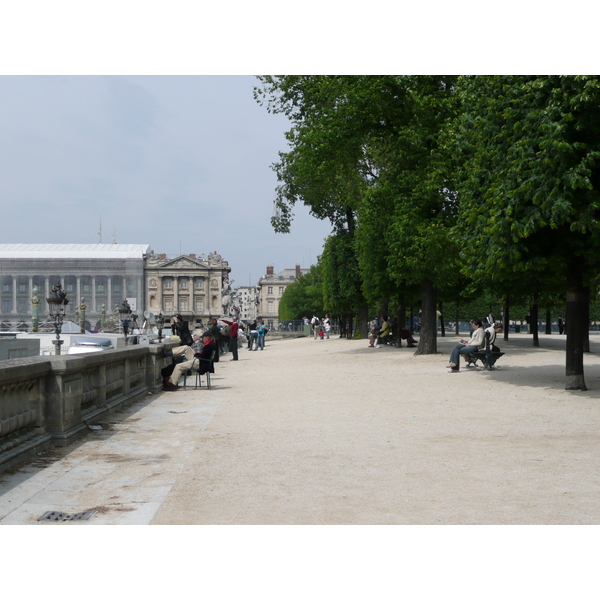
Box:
465 330 505 370
466 349 504 370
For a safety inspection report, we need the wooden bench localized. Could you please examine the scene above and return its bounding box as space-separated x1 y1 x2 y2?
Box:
466 350 505 371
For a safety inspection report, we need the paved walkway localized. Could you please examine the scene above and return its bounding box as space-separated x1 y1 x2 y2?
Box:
1 333 600 525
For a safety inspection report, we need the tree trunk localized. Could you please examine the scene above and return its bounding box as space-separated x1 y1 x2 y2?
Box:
358 305 369 339
396 293 406 347
410 307 414 333
439 301 445 337
565 265 587 391
414 278 437 355
380 298 389 320
531 292 539 347
583 286 590 353
545 309 552 335
455 296 460 336
503 295 510 342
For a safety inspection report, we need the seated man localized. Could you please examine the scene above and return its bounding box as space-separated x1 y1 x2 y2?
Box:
399 329 418 348
485 322 503 352
377 316 391 346
161 332 217 391
447 319 485 372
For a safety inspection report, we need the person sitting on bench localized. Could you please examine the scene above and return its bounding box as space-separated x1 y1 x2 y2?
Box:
485 322 503 352
447 319 485 372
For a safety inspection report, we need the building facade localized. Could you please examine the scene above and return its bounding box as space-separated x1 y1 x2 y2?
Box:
0 244 148 330
232 286 259 322
144 250 231 328
256 264 309 329
0 245 232 331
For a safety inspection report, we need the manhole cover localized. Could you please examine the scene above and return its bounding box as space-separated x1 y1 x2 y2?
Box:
38 510 97 522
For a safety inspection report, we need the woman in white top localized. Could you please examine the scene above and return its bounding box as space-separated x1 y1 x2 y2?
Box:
447 319 485 372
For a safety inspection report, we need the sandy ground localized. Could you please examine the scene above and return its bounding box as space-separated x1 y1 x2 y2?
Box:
1 332 600 525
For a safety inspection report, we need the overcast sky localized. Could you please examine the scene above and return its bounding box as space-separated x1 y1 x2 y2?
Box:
0 75 333 286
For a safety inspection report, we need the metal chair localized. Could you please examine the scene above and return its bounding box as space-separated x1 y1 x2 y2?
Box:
183 350 216 390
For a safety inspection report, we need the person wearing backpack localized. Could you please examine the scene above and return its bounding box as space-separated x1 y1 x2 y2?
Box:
311 315 320 339
256 320 267 350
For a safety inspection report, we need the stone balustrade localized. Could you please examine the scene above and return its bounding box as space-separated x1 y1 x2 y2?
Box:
0 344 171 474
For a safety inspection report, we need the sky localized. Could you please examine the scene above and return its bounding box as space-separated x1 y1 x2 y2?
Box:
0 75 333 287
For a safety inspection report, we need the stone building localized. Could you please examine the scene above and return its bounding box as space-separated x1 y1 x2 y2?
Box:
232 286 259 322
144 250 231 328
256 264 309 329
0 244 148 330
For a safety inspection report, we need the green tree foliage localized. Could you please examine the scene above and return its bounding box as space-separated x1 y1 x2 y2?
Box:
277 265 324 321
454 76 600 389
320 230 366 314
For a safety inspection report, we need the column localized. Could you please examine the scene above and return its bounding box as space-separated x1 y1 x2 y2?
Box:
173 276 179 313
45 277 50 317
157 275 163 313
138 276 143 315
12 276 17 314
92 276 96 314
76 276 81 308
108 277 112 312
122 277 127 301
28 276 33 315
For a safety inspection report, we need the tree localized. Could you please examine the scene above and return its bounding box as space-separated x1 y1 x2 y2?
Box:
454 76 600 390
278 265 324 321
256 76 460 352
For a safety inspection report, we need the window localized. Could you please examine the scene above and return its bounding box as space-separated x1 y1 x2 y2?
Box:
195 278 203 289
97 284 105 292
279 287 284 295
164 297 173 311
3 284 9 292
164 279 172 289
19 284 26 292
127 283 133 293
66 284 73 292
267 300 274 314
267 286 273 295
83 284 90 292
195 297 204 312
18 300 27 313
114 283 121 291
180 279 187 289
180 296 188 311
2 301 10 312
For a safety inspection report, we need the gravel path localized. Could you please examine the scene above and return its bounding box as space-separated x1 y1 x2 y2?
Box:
1 333 600 525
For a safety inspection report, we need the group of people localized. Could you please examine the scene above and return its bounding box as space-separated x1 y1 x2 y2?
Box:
310 314 331 340
161 314 270 391
368 316 419 348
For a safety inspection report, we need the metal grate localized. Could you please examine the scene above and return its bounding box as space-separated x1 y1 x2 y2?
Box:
38 510 97 522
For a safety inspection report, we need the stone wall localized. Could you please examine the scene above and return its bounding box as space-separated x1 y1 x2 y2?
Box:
0 344 171 474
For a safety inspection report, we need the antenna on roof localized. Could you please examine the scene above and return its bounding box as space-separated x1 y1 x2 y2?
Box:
98 218 102 243
112 230 117 244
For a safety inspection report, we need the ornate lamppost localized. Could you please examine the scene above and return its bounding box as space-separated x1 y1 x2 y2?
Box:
31 285 40 332
79 297 86 333
47 282 69 355
118 299 132 345
101 303 106 331
156 311 164 343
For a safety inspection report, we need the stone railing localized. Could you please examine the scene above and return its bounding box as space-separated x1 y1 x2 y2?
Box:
0 344 173 474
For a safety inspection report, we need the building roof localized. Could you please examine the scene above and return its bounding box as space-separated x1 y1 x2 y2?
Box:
0 244 150 260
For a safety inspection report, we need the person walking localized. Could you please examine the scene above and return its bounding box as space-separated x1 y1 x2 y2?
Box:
311 315 320 339
323 314 331 339
248 320 258 350
256 320 267 350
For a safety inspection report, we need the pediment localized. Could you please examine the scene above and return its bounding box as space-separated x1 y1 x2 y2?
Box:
159 256 206 270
